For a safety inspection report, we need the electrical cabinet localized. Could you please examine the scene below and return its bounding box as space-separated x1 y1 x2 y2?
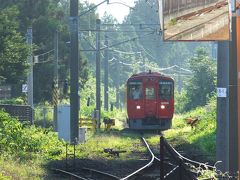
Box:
57 105 70 142
57 105 86 143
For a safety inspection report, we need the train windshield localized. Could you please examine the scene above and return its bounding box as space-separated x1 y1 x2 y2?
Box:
159 80 173 100
128 81 142 100
146 87 156 100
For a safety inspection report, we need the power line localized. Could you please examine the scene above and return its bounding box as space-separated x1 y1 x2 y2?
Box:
33 49 54 64
34 49 54 57
80 0 108 17
100 31 155 51
111 49 141 55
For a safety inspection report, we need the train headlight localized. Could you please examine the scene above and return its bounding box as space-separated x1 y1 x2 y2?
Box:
160 105 165 109
136 105 141 109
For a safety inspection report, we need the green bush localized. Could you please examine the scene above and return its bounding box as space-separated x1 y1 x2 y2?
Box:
0 110 65 160
0 97 25 105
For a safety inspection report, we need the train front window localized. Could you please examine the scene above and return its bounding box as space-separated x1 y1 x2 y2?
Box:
146 87 156 100
159 81 173 100
128 81 142 100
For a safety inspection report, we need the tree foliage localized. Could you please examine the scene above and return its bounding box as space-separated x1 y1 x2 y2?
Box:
183 48 217 111
0 6 29 84
0 0 93 103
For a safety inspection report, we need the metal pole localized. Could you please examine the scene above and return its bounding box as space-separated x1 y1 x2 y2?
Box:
160 136 164 180
237 5 240 176
116 58 120 109
26 27 34 123
104 34 109 111
216 42 229 173
96 19 101 129
54 31 59 131
54 31 59 83
70 0 79 144
229 13 238 176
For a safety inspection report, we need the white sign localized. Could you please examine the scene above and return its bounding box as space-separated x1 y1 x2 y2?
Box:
217 88 227 98
22 84 28 93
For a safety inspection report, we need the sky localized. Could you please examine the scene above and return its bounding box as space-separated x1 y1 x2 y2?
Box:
87 0 136 23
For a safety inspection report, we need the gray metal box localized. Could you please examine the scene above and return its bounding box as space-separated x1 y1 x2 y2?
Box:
57 105 70 142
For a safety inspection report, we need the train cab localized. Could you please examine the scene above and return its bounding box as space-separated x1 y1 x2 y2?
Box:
127 71 174 130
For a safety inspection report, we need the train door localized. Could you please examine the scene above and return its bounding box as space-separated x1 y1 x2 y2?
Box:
144 83 157 117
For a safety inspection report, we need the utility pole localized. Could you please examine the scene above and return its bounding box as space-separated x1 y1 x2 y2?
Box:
143 53 146 72
216 42 229 172
96 19 101 129
53 31 59 131
229 2 238 175
70 0 79 144
116 58 120 109
141 52 146 72
237 3 240 175
216 1 239 175
104 34 109 111
26 27 34 123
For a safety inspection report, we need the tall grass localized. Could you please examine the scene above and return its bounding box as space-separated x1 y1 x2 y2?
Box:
165 98 216 159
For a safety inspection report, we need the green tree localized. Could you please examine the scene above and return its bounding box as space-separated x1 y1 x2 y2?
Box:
184 48 216 111
0 0 93 103
0 6 29 85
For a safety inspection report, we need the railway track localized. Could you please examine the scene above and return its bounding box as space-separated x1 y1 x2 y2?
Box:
52 167 120 180
120 137 161 180
159 136 215 180
175 0 228 21
52 135 216 180
166 11 228 40
165 0 229 40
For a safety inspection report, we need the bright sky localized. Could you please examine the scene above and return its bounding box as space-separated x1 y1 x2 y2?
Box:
87 0 136 23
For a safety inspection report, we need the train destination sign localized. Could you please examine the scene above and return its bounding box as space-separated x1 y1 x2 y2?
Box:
160 0 231 41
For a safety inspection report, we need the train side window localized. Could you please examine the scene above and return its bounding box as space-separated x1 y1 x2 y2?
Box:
159 81 173 100
146 87 155 100
128 82 142 100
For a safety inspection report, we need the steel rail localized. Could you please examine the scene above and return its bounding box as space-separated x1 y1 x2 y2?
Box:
120 137 156 180
162 137 215 170
175 0 228 21
82 167 120 180
166 11 228 40
52 168 88 180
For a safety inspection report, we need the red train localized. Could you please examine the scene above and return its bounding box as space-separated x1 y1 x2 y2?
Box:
126 71 174 130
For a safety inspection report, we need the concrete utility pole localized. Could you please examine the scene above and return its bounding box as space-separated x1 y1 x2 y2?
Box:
54 31 59 86
216 1 239 175
104 34 109 111
53 31 59 131
26 27 34 123
216 42 229 172
116 58 120 109
70 0 79 143
96 19 101 129
229 12 238 176
142 53 146 72
237 4 240 175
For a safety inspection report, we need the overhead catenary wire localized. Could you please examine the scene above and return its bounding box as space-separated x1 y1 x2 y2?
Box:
33 49 55 64
80 0 108 17
80 30 155 52
111 49 141 55
100 31 155 51
34 49 54 57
